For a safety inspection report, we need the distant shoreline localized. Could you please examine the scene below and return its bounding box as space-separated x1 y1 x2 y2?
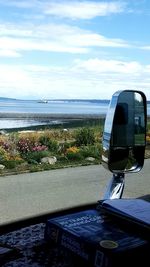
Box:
0 112 106 119
0 112 150 121
0 113 106 132
0 112 149 133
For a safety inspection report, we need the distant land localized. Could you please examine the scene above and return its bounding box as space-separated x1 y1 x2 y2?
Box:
0 97 110 103
0 97 17 101
47 99 110 104
0 97 150 104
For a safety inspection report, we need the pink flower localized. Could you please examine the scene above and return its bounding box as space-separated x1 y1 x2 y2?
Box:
31 145 48 152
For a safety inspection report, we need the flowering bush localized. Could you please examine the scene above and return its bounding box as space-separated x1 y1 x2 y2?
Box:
0 125 103 171
17 138 33 153
0 146 10 161
0 145 24 169
9 155 23 161
39 136 59 152
19 132 39 144
66 146 79 154
31 145 48 152
0 140 10 150
65 146 82 161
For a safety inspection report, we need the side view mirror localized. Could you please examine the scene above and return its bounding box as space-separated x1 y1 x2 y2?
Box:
102 90 147 174
101 90 147 200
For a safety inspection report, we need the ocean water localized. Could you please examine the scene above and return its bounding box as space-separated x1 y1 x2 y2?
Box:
0 99 109 114
0 98 149 130
0 99 109 129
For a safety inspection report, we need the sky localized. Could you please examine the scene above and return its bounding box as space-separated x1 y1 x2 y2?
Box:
0 0 150 100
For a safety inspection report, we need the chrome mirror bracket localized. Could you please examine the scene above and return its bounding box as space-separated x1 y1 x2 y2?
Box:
103 173 125 200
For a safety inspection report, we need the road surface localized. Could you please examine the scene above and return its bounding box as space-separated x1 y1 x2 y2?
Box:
0 160 150 225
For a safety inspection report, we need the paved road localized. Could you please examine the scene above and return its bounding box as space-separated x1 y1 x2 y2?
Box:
0 160 150 225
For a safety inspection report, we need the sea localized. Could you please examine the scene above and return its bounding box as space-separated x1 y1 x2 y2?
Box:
0 99 109 130
0 98 149 130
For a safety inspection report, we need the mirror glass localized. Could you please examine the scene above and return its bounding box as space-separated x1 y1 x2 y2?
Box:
102 90 147 173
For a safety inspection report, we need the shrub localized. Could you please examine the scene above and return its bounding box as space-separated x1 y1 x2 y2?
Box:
80 144 102 159
75 127 95 146
31 145 48 152
23 150 50 163
65 146 83 161
19 132 39 144
0 146 10 161
66 146 80 154
66 152 83 161
58 141 75 155
39 136 59 152
2 159 23 169
0 140 10 151
17 138 32 153
39 135 50 146
47 140 59 152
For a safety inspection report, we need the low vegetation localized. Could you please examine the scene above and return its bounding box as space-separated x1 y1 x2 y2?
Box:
0 125 103 175
0 117 150 175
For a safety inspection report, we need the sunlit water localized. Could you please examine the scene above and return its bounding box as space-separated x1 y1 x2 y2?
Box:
0 99 149 130
0 99 109 129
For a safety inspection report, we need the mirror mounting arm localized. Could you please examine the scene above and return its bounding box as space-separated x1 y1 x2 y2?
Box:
103 173 125 200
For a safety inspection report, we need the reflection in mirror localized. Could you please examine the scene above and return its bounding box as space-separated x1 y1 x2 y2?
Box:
102 90 147 173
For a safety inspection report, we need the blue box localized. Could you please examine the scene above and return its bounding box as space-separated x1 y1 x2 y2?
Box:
45 209 149 267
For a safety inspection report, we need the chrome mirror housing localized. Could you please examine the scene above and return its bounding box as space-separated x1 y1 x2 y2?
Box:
101 90 147 200
102 90 147 174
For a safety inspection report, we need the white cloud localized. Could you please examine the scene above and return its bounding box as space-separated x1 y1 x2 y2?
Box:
0 59 150 99
44 1 125 20
0 1 126 19
73 59 142 73
141 46 150 50
65 33 130 48
0 1 149 100
0 49 21 57
0 24 33 37
0 23 131 57
0 36 88 54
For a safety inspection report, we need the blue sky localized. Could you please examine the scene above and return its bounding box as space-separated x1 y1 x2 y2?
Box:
0 0 150 100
